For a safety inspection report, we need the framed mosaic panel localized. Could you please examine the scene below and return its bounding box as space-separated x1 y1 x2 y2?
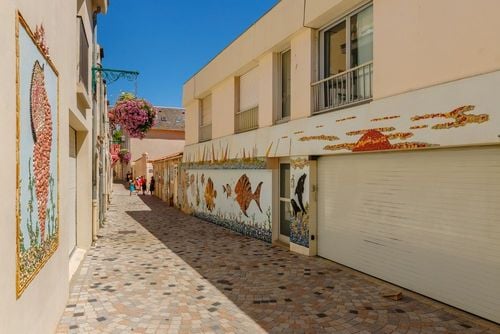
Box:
16 12 59 298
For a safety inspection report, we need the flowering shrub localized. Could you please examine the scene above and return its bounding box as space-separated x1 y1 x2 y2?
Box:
118 149 131 164
109 93 157 139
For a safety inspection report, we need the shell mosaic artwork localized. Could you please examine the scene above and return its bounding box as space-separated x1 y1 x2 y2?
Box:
370 115 400 122
298 135 340 142
411 105 488 129
386 132 414 140
410 124 428 130
17 14 59 297
336 116 357 122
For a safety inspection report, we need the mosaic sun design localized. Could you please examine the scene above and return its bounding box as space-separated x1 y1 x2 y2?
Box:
324 130 436 152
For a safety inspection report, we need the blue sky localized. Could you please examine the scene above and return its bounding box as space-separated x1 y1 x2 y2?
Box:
99 0 278 107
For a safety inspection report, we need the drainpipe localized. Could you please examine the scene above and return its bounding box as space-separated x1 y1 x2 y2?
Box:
91 7 101 242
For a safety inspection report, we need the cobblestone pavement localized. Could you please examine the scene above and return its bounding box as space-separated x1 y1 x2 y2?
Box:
57 183 500 333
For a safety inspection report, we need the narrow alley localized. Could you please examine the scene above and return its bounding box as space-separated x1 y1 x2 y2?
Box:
55 183 498 333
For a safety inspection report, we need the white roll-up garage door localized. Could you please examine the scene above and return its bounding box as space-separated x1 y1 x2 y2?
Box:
317 146 500 323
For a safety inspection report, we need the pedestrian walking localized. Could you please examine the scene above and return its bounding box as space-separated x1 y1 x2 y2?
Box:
128 179 135 196
141 176 147 195
149 176 155 195
135 177 140 194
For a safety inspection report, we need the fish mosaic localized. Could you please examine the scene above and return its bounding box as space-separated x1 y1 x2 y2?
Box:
290 162 310 248
204 177 216 212
222 184 232 198
235 174 263 217
292 174 307 216
185 170 272 243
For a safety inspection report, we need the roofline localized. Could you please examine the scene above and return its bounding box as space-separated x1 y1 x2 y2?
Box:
155 106 185 110
150 152 184 163
183 0 281 84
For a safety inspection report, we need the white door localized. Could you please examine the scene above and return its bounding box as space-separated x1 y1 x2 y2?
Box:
68 128 77 255
317 147 500 323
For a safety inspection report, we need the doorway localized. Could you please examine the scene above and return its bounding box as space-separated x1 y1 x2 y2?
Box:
279 162 291 243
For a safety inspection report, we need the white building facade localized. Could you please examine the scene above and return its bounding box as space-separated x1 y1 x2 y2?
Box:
182 0 500 323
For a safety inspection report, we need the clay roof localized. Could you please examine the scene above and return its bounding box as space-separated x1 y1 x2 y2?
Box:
154 107 185 131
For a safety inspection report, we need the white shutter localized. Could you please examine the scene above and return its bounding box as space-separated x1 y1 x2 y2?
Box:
317 147 500 323
239 67 259 111
201 95 212 126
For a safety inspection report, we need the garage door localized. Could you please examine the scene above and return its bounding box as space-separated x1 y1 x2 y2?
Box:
317 146 500 323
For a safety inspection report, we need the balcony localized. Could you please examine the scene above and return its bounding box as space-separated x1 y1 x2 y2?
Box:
312 61 373 114
235 106 258 133
199 123 212 142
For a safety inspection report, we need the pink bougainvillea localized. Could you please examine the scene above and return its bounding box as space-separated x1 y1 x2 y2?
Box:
109 93 157 139
119 149 131 164
30 60 52 240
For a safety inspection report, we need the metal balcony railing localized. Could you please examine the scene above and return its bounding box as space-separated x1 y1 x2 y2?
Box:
78 16 89 92
235 106 258 133
199 123 212 142
312 61 373 114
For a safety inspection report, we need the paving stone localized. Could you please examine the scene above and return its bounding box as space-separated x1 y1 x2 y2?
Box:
56 183 500 333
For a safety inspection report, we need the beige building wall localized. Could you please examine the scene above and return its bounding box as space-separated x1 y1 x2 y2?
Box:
185 100 200 145
212 77 236 138
258 52 276 128
184 0 500 138
0 0 106 332
373 0 500 99
290 28 314 120
129 131 185 162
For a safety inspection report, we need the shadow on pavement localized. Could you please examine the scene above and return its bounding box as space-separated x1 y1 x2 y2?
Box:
125 193 490 333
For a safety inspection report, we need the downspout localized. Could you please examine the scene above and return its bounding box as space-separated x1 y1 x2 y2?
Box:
91 7 101 242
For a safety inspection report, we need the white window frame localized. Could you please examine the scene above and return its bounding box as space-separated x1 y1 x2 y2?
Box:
276 48 291 124
319 2 373 80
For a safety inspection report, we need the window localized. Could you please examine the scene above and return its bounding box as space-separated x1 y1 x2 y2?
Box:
235 67 259 133
199 95 212 142
312 4 373 113
277 49 291 122
77 16 89 92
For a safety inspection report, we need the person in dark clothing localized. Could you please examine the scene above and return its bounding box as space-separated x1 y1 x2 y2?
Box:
149 176 156 195
141 176 147 195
